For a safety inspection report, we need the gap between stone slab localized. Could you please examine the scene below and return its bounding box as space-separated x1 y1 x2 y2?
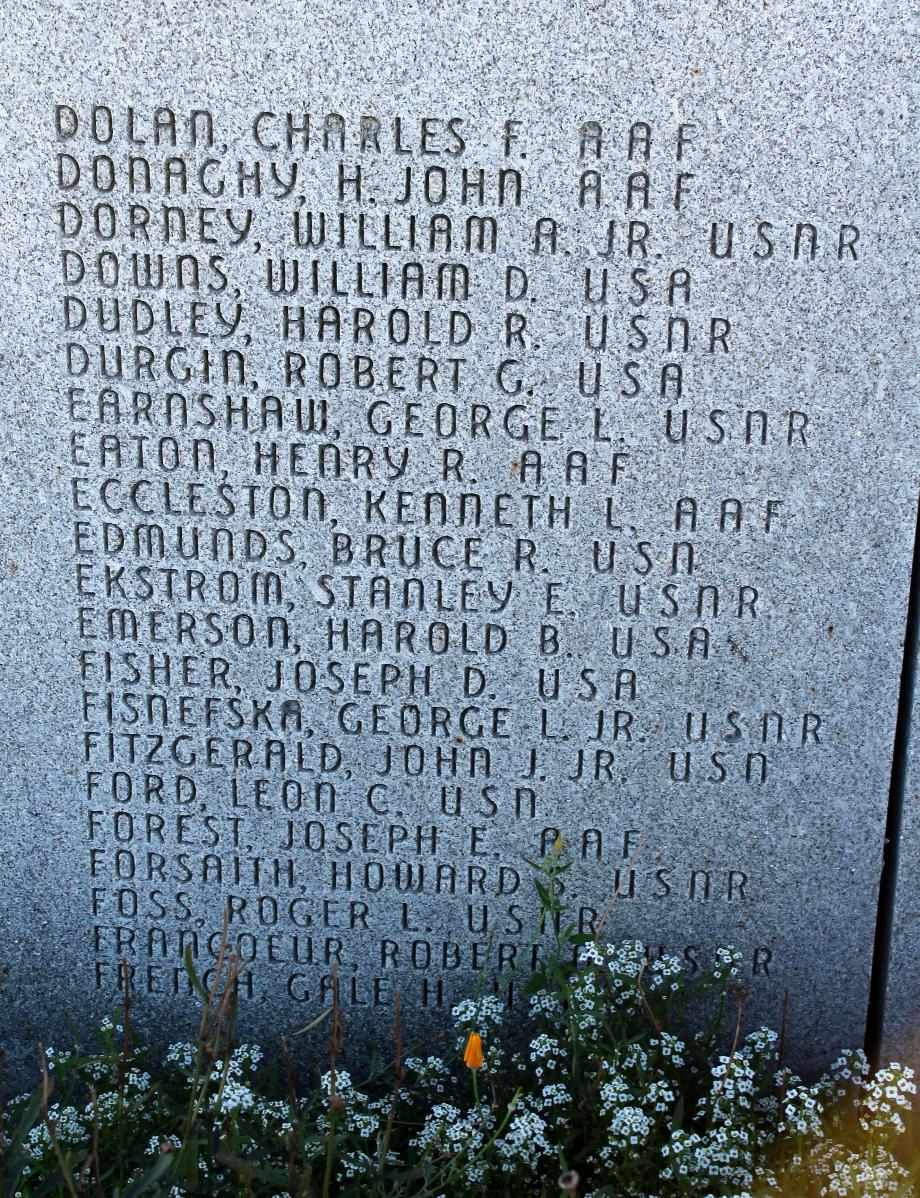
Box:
865 490 920 1067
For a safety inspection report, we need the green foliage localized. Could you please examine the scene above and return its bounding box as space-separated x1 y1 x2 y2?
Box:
1 849 918 1197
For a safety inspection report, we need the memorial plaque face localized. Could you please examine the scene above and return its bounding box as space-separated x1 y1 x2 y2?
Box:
1 0 917 1083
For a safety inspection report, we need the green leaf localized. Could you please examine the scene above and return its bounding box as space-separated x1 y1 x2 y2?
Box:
288 1006 333 1037
1 1088 44 1198
26 1168 67 1198
182 946 209 1002
7 1086 44 1148
523 971 548 995
117 1152 175 1197
214 1148 291 1183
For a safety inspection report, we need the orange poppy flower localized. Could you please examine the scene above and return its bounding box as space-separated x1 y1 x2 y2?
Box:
463 1030 484 1070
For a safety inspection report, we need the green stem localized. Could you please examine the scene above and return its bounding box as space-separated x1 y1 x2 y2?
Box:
322 1109 338 1198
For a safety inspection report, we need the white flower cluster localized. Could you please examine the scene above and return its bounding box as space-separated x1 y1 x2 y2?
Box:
705 1052 758 1121
231 1043 263 1071
528 1032 565 1080
24 1104 88 1161
315 1065 393 1179
811 1047 871 1106
777 1083 825 1137
205 1043 265 1115
570 941 691 1035
812 1142 911 1197
451 994 505 1029
576 941 608 967
530 1081 570 1113
43 1047 72 1072
858 1063 916 1136
646 1079 677 1113
338 1144 399 1181
644 953 684 993
621 1042 652 1074
94 1092 126 1126
594 1048 678 1169
745 1027 779 1058
528 987 563 1019
411 1101 496 1185
494 1103 552 1174
660 1124 760 1191
320 1067 355 1096
604 1104 655 1153
654 1032 687 1068
599 1070 632 1116
714 946 744 978
253 1098 294 1135
146 1133 181 1157
405 1054 451 1094
83 1058 113 1084
213 1077 256 1113
125 1068 152 1093
164 1041 196 1070
655 1031 782 1190
590 939 649 988
568 965 603 1033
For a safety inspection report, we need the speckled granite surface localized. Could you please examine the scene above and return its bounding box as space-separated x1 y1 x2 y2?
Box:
0 0 917 1088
